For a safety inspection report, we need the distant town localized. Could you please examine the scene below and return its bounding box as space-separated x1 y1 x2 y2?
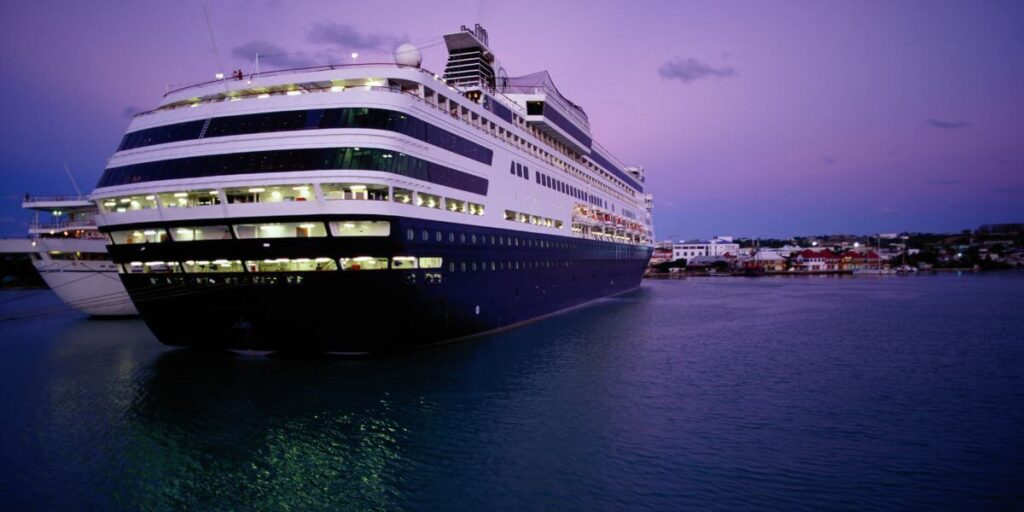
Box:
648 223 1024 276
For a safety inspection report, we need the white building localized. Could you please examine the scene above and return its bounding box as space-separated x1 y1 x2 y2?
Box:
672 236 740 261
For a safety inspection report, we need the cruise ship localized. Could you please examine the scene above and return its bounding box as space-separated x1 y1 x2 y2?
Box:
91 24 654 352
21 195 137 316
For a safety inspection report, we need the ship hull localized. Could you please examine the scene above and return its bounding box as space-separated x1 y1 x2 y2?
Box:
110 216 650 352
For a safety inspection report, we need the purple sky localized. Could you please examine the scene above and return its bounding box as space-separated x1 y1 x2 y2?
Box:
1 0 1022 239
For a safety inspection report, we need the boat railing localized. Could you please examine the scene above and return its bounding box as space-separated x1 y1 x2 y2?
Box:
23 194 91 204
29 219 98 230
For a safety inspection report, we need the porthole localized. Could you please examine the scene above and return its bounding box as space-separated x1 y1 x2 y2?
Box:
406 228 414 240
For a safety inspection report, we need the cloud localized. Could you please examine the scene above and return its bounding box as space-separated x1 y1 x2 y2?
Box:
926 119 971 129
657 57 735 83
823 156 836 166
927 179 960 185
121 106 139 119
881 207 901 216
307 23 403 52
231 40 317 69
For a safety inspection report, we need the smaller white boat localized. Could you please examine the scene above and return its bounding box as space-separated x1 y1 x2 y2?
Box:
22 195 137 316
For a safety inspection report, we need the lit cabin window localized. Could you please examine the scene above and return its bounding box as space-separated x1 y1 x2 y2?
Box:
329 220 391 237
468 202 485 216
246 257 337 272
110 228 168 244
416 192 442 209
322 183 389 201
182 259 244 273
339 257 388 270
392 256 418 269
158 190 220 208
225 184 314 204
419 257 443 269
99 194 158 213
446 197 467 213
393 188 414 204
169 225 232 241
233 222 327 239
126 261 181 273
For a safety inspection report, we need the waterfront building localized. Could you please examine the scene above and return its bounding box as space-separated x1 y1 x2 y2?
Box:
672 236 739 262
839 250 881 271
793 249 840 272
749 251 786 272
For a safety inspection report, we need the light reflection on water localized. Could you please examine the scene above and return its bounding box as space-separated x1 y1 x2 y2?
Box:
1 274 1023 511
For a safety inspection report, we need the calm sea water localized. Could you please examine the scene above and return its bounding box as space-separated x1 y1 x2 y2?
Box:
1 274 1022 510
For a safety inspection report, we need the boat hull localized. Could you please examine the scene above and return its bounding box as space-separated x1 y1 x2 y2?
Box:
110 216 650 352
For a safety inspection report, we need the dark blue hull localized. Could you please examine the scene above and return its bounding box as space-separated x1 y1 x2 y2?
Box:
108 215 651 353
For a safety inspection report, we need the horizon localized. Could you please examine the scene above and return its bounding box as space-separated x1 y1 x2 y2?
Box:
1 0 1022 239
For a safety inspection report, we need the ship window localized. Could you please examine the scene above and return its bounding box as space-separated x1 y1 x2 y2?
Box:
471 234 477 244
158 190 221 208
435 231 442 242
509 162 515 175
322 183 389 201
110 228 168 244
170 225 232 242
339 257 388 271
419 257 443 269
448 262 455 272
125 261 181 273
504 210 516 221
446 197 467 213
523 167 529 180
468 202 484 216
182 259 244 273
421 229 429 241
460 233 466 243
100 194 159 213
393 188 414 205
417 192 442 209
329 220 391 237
406 228 414 240
246 257 337 272
448 232 455 243
233 222 327 239
225 184 314 204
392 256 418 269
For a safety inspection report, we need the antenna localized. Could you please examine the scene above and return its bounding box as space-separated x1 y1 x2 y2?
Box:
201 5 230 93
63 163 82 197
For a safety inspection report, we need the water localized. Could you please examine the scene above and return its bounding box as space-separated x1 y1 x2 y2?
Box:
1 274 1022 510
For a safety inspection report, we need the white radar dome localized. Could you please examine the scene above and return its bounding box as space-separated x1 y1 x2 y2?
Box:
394 43 422 67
